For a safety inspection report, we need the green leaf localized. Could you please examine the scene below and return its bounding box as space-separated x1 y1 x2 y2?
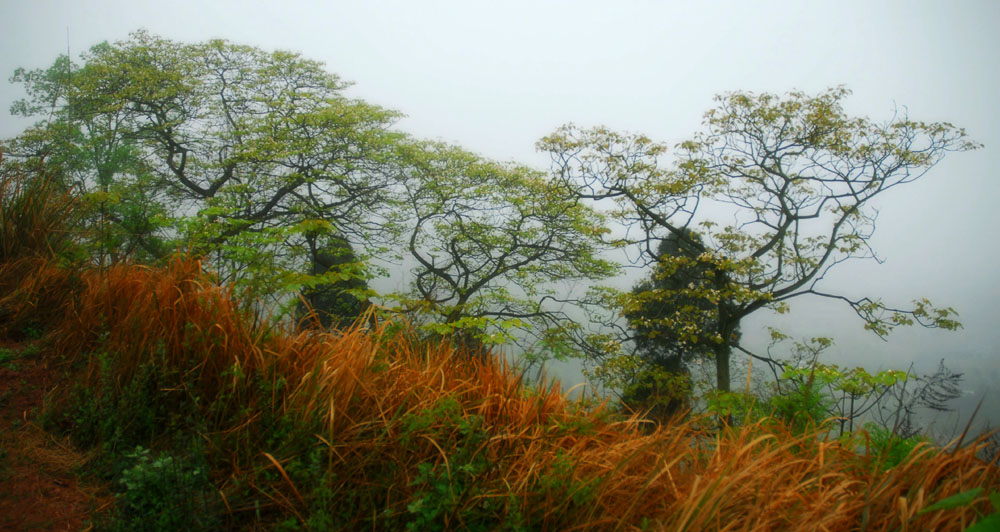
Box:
964 512 1000 532
919 488 983 513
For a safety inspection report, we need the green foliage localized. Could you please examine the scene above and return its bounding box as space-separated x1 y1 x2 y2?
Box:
103 445 220 532
0 344 39 370
535 450 600 509
587 350 700 424
295 232 372 329
705 390 761 423
6 30 402 302
922 488 985 512
40 346 209 483
80 172 172 264
780 360 903 433
6 33 622 365
919 488 1000 532
391 140 616 360
767 377 835 433
764 336 963 440
270 446 339 532
400 397 507 531
396 397 602 531
864 422 932 471
406 460 490 532
54 351 162 453
624 230 725 353
21 324 43 340
541 87 977 392
595 230 720 418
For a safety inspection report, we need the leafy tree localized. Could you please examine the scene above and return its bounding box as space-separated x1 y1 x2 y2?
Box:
6 31 402 300
541 87 979 392
760 333 963 438
627 230 715 365
7 32 616 361
390 140 617 360
614 230 717 417
6 50 167 263
295 226 372 329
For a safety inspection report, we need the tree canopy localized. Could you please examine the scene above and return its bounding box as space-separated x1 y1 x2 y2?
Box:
6 30 402 298
540 87 979 392
390 140 617 360
5 34 980 400
612 230 721 416
4 31 615 364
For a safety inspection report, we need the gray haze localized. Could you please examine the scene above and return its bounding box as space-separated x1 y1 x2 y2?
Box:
2 0 997 436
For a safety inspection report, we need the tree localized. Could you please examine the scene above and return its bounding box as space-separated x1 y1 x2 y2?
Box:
626 230 717 367
296 227 371 329
5 31 402 300
390 140 617 360
7 32 615 361
6 50 168 263
540 87 978 392
616 229 729 417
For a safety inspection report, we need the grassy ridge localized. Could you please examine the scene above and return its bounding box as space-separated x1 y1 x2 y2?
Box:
1 163 998 530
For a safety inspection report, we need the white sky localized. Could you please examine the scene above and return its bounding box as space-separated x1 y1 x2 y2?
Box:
2 0 997 433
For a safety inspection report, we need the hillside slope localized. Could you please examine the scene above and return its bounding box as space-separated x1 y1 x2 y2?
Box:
1 163 997 531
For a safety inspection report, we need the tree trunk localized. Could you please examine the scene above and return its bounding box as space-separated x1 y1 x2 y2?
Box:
713 269 735 393
715 341 731 392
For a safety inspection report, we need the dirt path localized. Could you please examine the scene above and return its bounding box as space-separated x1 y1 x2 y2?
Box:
0 340 109 532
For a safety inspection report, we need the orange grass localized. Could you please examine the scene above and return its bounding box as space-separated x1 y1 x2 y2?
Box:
33 256 997 530
0 156 80 263
0 256 79 338
1 167 996 529
53 257 267 399
0 159 83 337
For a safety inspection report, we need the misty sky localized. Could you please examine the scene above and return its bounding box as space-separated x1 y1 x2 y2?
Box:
2 0 997 435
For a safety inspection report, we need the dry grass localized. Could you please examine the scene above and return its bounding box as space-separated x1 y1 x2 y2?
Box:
53 257 266 401
0 159 83 338
0 156 79 263
43 258 998 529
2 158 997 530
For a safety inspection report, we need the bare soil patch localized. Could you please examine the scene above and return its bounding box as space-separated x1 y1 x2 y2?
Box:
0 340 109 532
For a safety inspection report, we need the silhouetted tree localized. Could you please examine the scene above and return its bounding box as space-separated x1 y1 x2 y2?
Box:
622 229 731 417
297 232 370 329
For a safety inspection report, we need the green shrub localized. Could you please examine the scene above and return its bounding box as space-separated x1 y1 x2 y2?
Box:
63 353 169 454
40 347 209 484
767 379 834 433
864 422 933 470
103 446 220 532
400 397 509 531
